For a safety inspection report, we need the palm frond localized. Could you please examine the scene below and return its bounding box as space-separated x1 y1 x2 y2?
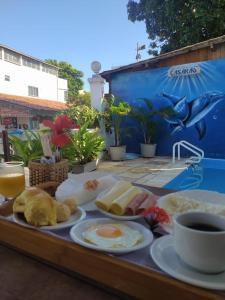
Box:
9 130 43 166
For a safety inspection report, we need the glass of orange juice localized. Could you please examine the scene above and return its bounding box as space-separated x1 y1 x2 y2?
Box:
0 161 25 202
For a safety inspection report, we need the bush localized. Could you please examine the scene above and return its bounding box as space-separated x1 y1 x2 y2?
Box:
62 124 105 165
9 130 43 166
62 105 99 128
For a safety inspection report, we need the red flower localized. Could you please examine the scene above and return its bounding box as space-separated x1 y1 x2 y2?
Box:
42 115 78 148
43 115 77 133
51 133 70 148
143 206 169 224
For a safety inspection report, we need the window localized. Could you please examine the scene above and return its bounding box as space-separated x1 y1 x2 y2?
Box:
0 48 2 59
42 65 58 75
28 86 39 97
4 75 10 81
23 57 40 70
64 91 68 101
4 50 20 65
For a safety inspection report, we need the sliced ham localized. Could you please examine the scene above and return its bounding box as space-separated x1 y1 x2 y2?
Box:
136 193 158 215
125 192 149 215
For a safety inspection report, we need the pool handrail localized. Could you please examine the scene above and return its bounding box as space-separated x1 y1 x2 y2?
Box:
172 140 204 164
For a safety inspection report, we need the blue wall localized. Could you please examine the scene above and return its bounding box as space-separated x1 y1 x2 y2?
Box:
110 58 225 158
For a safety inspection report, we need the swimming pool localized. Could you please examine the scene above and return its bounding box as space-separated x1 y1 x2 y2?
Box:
164 158 225 193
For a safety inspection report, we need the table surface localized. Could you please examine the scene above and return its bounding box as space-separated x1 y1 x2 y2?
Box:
0 244 122 300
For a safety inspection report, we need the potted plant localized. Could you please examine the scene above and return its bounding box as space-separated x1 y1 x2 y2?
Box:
9 130 43 166
62 123 105 173
42 114 79 161
26 115 78 188
102 96 131 161
131 98 171 158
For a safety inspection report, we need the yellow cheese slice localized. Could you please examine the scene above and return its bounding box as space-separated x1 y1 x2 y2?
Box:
110 186 142 215
95 181 132 211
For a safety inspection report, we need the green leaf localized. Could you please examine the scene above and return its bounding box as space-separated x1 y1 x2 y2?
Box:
62 124 105 165
45 59 84 103
127 0 225 54
9 130 43 166
130 98 173 144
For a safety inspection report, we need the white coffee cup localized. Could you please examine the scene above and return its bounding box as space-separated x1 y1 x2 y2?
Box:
173 212 225 273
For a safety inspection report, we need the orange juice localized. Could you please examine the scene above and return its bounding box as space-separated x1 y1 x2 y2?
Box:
0 173 25 198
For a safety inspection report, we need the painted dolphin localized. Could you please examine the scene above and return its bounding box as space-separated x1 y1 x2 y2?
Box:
161 91 225 140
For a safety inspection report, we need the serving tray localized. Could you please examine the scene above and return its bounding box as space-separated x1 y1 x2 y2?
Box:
0 185 224 300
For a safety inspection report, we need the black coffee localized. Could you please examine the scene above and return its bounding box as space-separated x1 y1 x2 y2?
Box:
187 223 223 232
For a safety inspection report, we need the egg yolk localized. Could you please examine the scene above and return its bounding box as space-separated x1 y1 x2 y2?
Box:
96 225 122 238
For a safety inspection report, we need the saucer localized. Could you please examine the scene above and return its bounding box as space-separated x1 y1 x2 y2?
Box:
150 235 225 290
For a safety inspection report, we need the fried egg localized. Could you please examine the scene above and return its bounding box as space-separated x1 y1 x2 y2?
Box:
82 223 143 248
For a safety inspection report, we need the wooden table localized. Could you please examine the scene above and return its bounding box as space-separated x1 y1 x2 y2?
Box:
0 185 224 300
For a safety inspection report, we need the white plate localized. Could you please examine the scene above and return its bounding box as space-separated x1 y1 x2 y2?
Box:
56 173 118 212
157 189 225 233
70 218 153 254
13 207 86 231
95 187 151 220
150 235 225 290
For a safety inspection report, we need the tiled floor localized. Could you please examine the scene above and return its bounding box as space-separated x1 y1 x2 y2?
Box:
21 156 186 191
98 156 187 187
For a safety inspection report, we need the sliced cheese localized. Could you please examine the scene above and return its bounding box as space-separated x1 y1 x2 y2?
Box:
110 186 142 215
95 181 132 211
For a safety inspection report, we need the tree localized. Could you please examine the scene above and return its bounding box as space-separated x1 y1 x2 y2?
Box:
45 59 84 103
127 0 225 55
72 91 91 106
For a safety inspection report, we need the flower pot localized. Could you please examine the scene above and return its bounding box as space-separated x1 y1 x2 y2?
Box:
140 143 157 158
109 145 126 161
72 159 99 174
105 130 115 150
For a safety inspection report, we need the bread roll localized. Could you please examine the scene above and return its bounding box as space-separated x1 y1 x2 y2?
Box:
24 197 56 227
110 186 142 215
16 187 57 227
13 195 26 213
95 181 132 211
63 198 77 213
13 187 46 213
55 202 71 222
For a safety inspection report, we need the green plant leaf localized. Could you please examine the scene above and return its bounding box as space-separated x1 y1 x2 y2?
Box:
62 123 105 165
9 130 43 166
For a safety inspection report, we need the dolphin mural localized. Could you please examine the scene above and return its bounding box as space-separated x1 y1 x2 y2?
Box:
161 91 225 140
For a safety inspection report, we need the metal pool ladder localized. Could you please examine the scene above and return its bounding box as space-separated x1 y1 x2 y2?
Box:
172 140 204 164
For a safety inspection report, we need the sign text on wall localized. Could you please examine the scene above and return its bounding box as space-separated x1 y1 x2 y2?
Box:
168 64 201 78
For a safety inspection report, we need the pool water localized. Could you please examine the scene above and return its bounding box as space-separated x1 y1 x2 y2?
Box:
164 158 225 193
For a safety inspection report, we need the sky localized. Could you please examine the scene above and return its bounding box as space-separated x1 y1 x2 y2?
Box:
0 0 150 91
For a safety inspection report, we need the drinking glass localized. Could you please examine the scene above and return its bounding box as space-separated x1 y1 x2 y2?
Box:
0 161 25 203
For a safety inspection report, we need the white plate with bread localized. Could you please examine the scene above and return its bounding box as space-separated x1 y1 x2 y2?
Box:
12 187 86 230
13 207 86 230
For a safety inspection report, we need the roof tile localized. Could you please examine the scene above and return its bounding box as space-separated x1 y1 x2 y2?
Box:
0 93 67 111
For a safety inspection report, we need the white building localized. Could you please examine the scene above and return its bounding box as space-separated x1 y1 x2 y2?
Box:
0 45 68 102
